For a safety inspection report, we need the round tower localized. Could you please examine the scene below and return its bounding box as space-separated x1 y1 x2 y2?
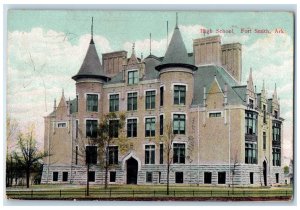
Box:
155 21 197 126
72 18 110 141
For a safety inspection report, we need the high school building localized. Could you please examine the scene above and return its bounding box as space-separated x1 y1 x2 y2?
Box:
41 20 283 186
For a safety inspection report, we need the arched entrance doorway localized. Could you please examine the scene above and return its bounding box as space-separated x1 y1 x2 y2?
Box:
263 160 267 186
126 157 138 184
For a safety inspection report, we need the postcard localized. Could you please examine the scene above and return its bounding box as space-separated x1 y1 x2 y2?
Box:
5 9 294 202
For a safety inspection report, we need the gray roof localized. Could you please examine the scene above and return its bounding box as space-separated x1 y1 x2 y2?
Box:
155 26 196 71
72 39 110 81
143 55 161 80
192 65 246 106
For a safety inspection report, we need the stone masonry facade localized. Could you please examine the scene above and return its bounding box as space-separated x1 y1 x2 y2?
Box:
41 21 284 186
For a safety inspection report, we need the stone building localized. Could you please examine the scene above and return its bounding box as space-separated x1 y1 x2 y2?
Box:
41 21 284 186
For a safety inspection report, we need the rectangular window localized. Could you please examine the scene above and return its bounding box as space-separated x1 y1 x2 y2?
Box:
146 172 153 183
88 171 95 182
57 122 66 128
250 172 254 184
108 146 118 165
145 145 155 164
75 146 78 165
175 172 184 183
218 172 226 184
86 120 98 138
173 114 186 135
145 90 156 109
75 95 78 112
263 104 267 123
276 173 279 183
109 94 119 112
272 148 281 166
160 86 164 106
75 120 79 138
158 172 161 183
204 172 212 184
145 117 155 137
159 144 163 164
245 111 258 135
263 132 266 150
110 171 116 183
173 143 185 164
274 110 278 119
86 145 97 164
160 115 164 135
174 85 186 105
109 120 119 138
127 119 137 137
62 172 68 182
127 92 138 111
53 172 58 181
128 70 138 84
245 143 257 164
86 94 98 112
272 122 281 141
209 112 221 118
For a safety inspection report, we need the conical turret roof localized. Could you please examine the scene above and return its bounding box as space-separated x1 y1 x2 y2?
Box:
72 39 110 81
156 25 196 71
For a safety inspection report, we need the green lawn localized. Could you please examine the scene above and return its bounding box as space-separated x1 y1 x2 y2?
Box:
6 184 293 200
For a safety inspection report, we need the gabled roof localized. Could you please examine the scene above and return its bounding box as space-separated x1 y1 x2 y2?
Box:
72 39 110 81
155 26 196 71
192 65 246 106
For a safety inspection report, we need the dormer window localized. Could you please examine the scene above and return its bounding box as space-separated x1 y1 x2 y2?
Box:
128 70 138 85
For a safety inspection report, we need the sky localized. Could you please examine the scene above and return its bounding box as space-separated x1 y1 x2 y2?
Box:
6 10 294 165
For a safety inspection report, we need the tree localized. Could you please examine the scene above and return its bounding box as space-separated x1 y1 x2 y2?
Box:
14 125 49 188
230 150 238 193
159 121 175 195
6 116 19 187
95 112 126 189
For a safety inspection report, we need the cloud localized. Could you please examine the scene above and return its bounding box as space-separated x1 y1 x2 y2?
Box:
7 28 112 145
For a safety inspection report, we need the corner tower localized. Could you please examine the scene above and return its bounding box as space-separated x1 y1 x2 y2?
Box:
72 18 110 143
155 15 197 139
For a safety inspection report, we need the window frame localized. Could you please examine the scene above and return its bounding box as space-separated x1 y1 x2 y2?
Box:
145 90 156 110
245 111 258 135
146 172 153 183
145 144 155 164
127 118 138 138
109 93 120 112
172 113 186 135
127 91 138 111
85 93 99 112
85 119 98 138
62 172 68 182
85 145 97 165
57 122 67 128
128 70 139 85
109 119 120 138
145 117 156 137
173 143 186 164
108 146 119 165
173 84 187 105
53 172 58 182
245 142 258 164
